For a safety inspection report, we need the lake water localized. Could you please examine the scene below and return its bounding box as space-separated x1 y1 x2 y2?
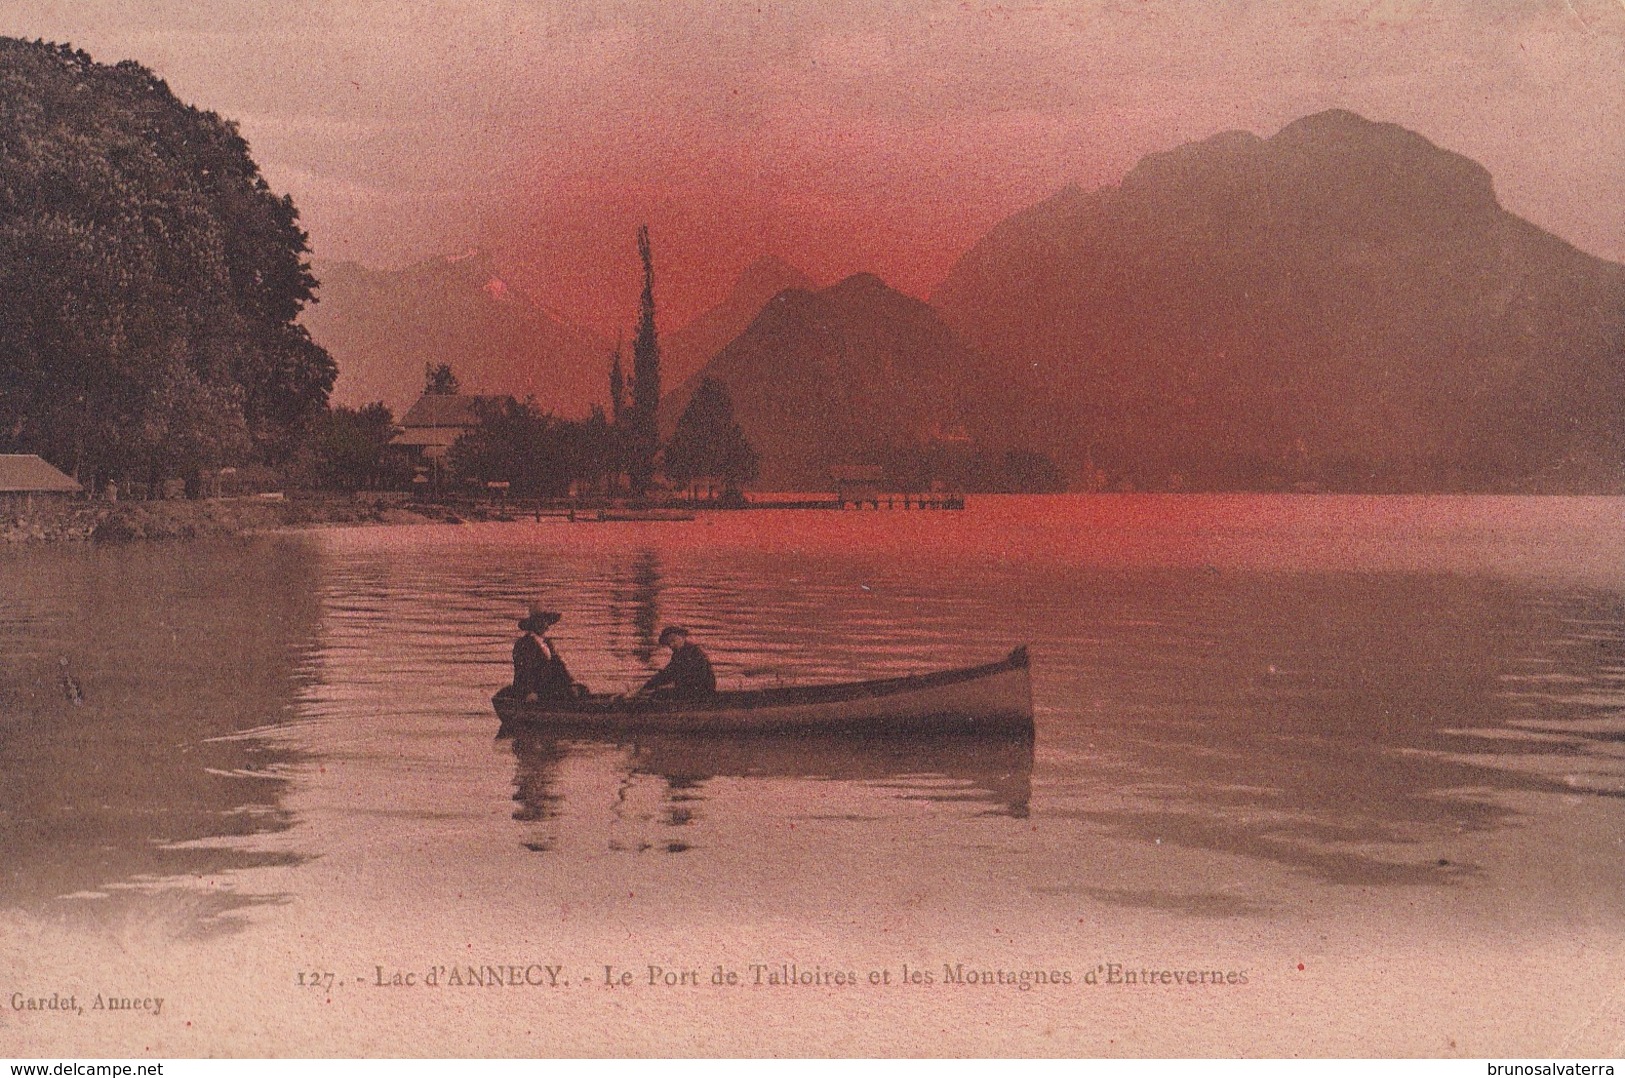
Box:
2 496 1623 1056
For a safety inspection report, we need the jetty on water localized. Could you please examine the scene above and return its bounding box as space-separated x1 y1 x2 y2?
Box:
829 466 964 510
834 491 966 511
424 463 970 518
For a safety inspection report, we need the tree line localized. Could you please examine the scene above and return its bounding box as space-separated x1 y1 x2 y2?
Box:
0 38 759 502
306 360 760 500
0 39 333 493
0 37 1036 501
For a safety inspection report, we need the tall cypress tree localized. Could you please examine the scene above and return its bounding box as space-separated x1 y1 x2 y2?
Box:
608 335 626 426
628 225 662 496
606 335 627 494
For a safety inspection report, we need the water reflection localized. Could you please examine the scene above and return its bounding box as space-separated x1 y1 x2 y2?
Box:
1041 575 1625 896
605 549 663 665
0 539 321 932
1489 589 1625 795
4 498 1622 937
507 732 1034 853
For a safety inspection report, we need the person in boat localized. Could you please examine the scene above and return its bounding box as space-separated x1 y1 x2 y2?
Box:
511 608 587 701
632 625 717 699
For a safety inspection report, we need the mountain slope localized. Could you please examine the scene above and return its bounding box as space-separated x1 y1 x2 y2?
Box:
659 256 816 434
679 273 1010 487
932 110 1625 491
303 251 610 417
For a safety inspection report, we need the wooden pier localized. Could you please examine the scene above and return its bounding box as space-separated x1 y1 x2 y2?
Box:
830 466 964 510
836 492 966 510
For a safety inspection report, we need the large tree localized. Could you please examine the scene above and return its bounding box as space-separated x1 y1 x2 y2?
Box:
446 398 585 498
627 225 662 497
664 378 759 496
0 38 336 486
302 402 405 491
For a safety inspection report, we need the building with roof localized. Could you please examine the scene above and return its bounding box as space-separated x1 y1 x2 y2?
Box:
390 393 506 486
0 454 83 512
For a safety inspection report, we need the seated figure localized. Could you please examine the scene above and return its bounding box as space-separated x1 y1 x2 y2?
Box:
511 607 585 701
633 625 716 699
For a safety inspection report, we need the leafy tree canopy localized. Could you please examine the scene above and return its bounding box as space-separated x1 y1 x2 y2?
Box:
0 37 336 482
665 378 760 492
443 399 623 498
424 362 461 395
299 402 406 491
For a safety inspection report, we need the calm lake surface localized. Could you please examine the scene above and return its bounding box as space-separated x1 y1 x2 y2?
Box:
3 495 1623 1055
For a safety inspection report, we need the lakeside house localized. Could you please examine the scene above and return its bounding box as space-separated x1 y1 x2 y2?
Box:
390 393 504 486
0 454 83 512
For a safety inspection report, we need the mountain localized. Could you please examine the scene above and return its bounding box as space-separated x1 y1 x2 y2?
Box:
675 273 1016 488
932 110 1625 491
303 250 611 417
659 256 816 433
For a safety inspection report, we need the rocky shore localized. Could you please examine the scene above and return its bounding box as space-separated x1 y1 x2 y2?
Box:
0 494 453 546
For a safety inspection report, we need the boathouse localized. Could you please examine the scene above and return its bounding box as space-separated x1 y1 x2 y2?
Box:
0 454 82 512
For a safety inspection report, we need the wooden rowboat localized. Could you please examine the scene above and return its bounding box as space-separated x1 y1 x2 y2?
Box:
492 646 1033 737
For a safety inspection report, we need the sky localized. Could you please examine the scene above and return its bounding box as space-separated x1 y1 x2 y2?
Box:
3 0 1622 333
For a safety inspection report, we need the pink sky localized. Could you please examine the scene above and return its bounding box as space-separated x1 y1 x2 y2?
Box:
3 0 1621 332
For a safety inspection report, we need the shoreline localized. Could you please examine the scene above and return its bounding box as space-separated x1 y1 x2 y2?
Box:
0 493 460 546
8 488 1625 549
0 492 754 546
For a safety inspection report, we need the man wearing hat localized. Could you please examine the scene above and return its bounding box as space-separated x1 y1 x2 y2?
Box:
512 607 583 701
632 626 716 699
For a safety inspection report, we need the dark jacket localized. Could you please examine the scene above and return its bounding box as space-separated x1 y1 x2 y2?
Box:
640 643 716 697
512 634 576 699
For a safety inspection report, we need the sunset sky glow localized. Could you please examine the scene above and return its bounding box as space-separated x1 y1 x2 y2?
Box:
3 0 1621 332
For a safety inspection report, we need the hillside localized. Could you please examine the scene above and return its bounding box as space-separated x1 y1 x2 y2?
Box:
303 251 610 417
680 274 1019 488
660 256 816 428
932 110 1625 491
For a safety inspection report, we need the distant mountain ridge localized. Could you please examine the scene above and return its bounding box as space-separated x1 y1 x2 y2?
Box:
932 109 1625 491
304 111 1625 492
303 250 610 417
676 273 1017 488
662 255 817 403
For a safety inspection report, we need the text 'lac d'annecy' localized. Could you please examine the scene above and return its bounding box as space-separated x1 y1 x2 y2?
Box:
364 961 1254 991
